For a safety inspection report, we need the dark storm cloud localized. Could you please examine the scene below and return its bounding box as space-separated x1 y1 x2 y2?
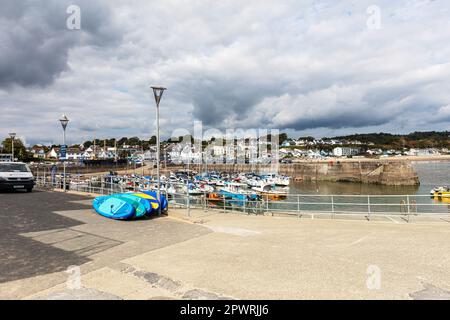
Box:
1 0 450 145
189 78 281 127
0 0 122 88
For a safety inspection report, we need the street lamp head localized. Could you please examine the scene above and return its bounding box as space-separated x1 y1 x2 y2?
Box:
151 86 167 106
9 133 16 139
59 114 69 130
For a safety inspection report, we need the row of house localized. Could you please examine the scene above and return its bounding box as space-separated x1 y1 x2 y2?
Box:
30 145 119 161
281 138 371 148
27 140 449 163
166 141 274 164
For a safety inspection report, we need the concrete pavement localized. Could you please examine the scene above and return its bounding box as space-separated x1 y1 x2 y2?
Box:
1 191 450 300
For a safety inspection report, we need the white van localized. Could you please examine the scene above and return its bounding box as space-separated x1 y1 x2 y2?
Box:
0 162 35 192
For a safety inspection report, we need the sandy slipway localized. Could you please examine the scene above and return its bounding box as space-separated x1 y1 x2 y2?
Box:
1 190 450 300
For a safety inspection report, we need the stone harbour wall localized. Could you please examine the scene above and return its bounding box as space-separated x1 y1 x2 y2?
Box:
203 160 420 186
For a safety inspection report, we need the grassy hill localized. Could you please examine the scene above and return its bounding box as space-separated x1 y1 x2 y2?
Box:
330 131 450 149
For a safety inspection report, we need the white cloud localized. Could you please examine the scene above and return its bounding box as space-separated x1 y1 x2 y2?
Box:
1 0 449 145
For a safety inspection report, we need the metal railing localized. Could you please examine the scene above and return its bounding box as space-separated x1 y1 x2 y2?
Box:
33 172 450 222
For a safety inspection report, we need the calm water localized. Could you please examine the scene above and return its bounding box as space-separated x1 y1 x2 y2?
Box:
266 161 450 215
289 161 450 196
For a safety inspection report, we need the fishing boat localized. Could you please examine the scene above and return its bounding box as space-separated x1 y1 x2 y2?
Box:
252 183 289 200
218 182 259 201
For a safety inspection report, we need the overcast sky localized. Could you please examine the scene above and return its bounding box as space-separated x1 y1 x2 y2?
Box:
1 0 449 146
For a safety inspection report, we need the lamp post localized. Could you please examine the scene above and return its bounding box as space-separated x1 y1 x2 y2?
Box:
59 115 69 192
187 149 191 217
151 86 166 215
9 133 16 161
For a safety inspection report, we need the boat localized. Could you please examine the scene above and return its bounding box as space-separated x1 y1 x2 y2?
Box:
198 183 214 193
260 173 291 187
70 180 89 188
252 183 289 200
182 183 204 196
218 182 259 201
430 186 450 198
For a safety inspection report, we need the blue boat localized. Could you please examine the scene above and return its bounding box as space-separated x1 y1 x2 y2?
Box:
218 182 260 207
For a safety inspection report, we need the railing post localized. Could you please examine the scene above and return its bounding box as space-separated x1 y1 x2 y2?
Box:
407 195 411 223
331 195 335 219
243 197 246 215
297 195 301 219
367 195 371 221
223 195 226 213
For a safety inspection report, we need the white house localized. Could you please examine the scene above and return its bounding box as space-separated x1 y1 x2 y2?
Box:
46 148 59 159
333 147 360 157
406 148 441 156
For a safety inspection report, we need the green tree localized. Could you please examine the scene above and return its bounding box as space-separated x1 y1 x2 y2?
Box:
1 137 30 161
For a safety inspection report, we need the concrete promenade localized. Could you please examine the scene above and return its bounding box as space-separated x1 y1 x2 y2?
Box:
1 191 450 300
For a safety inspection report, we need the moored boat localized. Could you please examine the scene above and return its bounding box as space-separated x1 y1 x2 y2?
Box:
252 183 289 200
430 186 450 198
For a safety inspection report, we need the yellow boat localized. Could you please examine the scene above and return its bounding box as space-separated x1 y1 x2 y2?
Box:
433 192 450 198
430 186 450 198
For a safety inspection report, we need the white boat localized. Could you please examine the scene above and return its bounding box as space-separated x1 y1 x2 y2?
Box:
274 175 290 187
261 173 290 187
166 185 177 194
182 184 204 195
252 183 289 199
198 183 214 193
70 181 89 188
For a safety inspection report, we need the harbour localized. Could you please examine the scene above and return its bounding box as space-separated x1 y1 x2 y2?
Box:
1 0 450 305
30 160 450 219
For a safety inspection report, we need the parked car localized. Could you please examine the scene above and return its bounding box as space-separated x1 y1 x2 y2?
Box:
0 162 35 192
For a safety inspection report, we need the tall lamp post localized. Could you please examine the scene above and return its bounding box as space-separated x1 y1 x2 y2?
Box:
186 149 191 217
59 115 69 192
9 133 16 161
151 86 166 215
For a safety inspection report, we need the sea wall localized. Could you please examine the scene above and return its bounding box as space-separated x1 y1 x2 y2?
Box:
202 161 420 186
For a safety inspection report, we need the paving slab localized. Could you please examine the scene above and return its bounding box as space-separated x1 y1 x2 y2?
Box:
2 191 450 300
